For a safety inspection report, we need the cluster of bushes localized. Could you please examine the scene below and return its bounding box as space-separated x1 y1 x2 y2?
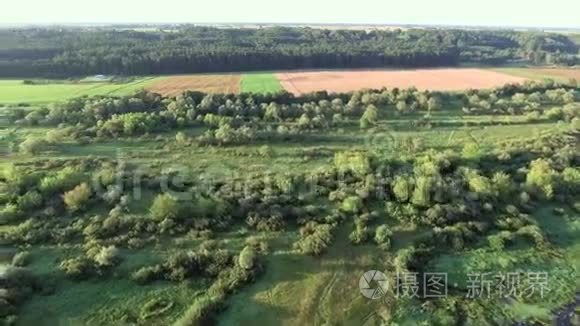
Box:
0 267 44 322
0 164 95 224
59 244 121 280
131 247 234 284
172 242 263 325
461 81 579 119
294 221 336 255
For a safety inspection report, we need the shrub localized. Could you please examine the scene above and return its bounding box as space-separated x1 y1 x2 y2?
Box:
374 225 393 250
16 191 43 211
140 298 174 320
411 176 433 207
237 246 257 270
340 196 362 213
63 183 92 212
487 231 513 251
175 132 189 144
461 143 481 160
349 223 370 244
392 176 412 202
18 137 49 154
39 167 84 195
545 107 564 120
59 257 93 280
173 293 224 326
93 245 120 267
257 145 274 158
526 158 556 198
132 265 164 285
294 222 334 255
11 251 31 267
150 193 182 221
0 204 20 224
334 151 371 176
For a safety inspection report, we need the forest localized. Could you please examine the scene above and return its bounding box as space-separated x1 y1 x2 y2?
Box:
0 26 578 77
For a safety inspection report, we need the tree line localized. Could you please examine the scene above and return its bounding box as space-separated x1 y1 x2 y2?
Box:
0 26 577 77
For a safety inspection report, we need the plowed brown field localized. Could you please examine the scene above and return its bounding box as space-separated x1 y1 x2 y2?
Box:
276 68 528 95
146 74 241 96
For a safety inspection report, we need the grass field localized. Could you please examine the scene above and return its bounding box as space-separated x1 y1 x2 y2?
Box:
493 67 580 81
240 73 284 93
0 78 159 104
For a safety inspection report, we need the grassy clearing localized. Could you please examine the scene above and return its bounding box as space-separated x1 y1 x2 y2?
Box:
220 226 387 326
492 67 580 82
240 73 283 94
0 78 159 104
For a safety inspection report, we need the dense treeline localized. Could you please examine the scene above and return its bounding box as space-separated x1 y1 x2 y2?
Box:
6 79 579 153
0 26 577 77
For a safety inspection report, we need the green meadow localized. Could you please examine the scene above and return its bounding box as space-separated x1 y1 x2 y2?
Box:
240 73 283 94
0 78 159 104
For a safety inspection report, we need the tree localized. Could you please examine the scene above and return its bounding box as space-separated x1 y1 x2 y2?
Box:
214 124 235 145
396 101 408 114
427 96 441 113
264 102 281 121
411 176 432 207
63 183 92 212
297 113 311 129
392 176 412 202
360 104 378 129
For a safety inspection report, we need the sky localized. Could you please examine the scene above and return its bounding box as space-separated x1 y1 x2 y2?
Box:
2 0 579 28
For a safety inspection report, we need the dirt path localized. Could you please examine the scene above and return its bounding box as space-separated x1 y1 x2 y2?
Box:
315 271 340 325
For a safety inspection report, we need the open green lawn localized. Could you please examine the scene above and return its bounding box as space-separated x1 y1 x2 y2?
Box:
491 67 580 82
240 73 283 93
0 78 160 104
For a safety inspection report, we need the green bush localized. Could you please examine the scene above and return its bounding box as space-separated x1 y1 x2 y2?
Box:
238 246 257 270
11 251 31 267
374 225 393 250
150 193 182 221
132 265 164 285
59 257 93 280
294 222 334 255
340 196 362 213
63 183 92 212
